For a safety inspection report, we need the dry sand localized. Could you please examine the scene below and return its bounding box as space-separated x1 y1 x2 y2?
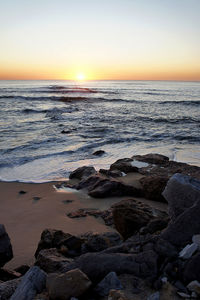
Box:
0 177 167 269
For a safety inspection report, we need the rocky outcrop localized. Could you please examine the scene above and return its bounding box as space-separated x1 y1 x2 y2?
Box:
112 199 167 239
69 166 96 180
0 225 13 267
110 158 139 173
132 153 169 165
46 268 91 300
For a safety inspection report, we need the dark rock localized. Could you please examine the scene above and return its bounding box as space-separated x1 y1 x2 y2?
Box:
99 169 123 178
140 218 169 235
61 130 71 134
76 175 102 190
92 150 105 156
46 268 91 300
14 265 30 276
62 199 74 204
183 253 200 283
69 166 96 180
94 271 123 296
10 266 46 300
112 199 162 239
161 197 200 247
0 224 13 267
62 250 158 282
35 248 73 273
140 176 168 202
153 238 178 258
110 158 138 173
35 229 72 258
162 173 200 221
88 178 142 198
18 190 26 194
0 278 21 300
81 232 122 253
132 153 169 165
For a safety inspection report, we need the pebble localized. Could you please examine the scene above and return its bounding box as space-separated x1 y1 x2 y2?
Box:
179 243 198 259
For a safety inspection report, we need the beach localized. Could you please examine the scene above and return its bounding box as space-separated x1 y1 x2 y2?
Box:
0 173 168 269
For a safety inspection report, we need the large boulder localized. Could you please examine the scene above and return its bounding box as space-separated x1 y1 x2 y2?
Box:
62 250 158 282
162 173 200 221
0 224 13 267
35 248 73 273
112 199 165 239
46 268 91 300
140 175 168 202
69 166 96 180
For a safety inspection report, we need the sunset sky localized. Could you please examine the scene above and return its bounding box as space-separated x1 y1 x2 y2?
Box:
0 0 200 81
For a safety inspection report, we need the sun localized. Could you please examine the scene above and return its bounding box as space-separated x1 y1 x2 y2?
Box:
76 73 85 81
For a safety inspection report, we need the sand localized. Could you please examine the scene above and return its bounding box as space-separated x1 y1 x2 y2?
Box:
0 178 167 269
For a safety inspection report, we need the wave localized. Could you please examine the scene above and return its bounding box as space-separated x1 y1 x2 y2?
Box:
160 100 200 106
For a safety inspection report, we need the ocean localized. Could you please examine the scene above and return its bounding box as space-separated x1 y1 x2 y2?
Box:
0 80 199 182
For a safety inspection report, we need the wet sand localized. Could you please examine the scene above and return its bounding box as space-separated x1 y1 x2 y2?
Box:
0 178 167 269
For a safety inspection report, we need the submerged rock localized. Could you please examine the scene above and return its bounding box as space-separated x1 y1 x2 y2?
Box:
46 268 91 300
92 150 105 156
0 224 13 267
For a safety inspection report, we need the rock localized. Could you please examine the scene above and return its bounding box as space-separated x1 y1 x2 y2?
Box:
140 218 169 235
183 253 200 283
0 278 21 300
94 272 123 296
112 199 163 239
176 291 191 298
161 195 200 247
35 248 73 273
139 176 168 202
132 153 169 165
10 266 46 300
82 232 122 253
61 130 71 134
46 268 91 300
147 291 160 300
88 178 142 198
192 235 200 250
92 150 105 156
108 289 127 300
162 173 200 221
18 190 27 194
69 166 96 180
62 250 158 282
187 280 200 295
35 229 83 258
159 282 180 300
153 238 178 258
179 243 198 259
0 224 13 267
110 158 138 173
99 169 123 178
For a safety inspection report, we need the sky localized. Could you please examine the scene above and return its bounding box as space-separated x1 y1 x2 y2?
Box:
0 0 200 80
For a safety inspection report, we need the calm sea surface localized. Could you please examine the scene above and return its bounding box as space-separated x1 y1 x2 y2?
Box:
0 80 199 182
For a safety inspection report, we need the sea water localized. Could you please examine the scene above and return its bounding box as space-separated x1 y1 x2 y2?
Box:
0 80 199 182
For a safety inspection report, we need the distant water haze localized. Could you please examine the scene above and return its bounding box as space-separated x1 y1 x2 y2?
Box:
0 80 199 182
